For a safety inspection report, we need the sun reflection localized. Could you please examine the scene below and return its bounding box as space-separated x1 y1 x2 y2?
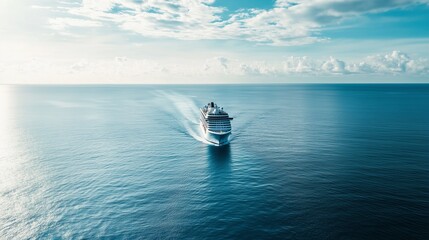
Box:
0 85 21 192
0 86 45 239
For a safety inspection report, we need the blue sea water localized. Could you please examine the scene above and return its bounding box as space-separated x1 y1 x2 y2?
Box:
0 84 428 239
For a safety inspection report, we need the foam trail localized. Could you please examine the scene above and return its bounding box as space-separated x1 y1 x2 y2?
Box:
153 91 218 146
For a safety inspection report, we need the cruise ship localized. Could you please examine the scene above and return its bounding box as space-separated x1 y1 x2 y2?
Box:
200 102 233 146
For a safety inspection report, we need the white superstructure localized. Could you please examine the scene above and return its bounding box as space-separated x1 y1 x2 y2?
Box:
200 102 233 146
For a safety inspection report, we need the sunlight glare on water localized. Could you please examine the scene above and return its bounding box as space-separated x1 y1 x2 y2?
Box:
0 86 49 239
0 86 21 193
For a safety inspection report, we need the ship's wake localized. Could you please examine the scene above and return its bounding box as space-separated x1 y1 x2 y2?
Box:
153 91 219 146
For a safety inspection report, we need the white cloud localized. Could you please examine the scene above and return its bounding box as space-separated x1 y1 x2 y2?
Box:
66 0 225 40
346 51 429 74
204 57 229 74
239 62 277 75
48 17 102 31
70 59 89 72
322 57 347 74
203 57 277 76
80 0 117 12
115 56 128 63
44 0 429 45
367 50 427 73
31 5 53 10
283 56 317 73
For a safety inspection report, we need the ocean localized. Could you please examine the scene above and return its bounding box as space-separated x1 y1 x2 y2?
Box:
0 84 428 239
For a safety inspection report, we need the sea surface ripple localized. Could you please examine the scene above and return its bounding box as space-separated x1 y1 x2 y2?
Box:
0 84 428 239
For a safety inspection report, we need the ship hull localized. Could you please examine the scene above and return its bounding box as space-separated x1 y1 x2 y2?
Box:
200 123 231 146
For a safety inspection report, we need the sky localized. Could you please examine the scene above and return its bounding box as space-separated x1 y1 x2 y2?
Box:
0 0 429 84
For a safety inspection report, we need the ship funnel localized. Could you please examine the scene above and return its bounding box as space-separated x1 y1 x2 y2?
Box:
210 102 214 107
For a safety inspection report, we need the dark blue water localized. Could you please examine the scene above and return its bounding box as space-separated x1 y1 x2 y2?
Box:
1 84 428 239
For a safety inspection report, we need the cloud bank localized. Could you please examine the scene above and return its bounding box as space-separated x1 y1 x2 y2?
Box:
2 51 428 84
282 51 429 75
204 51 429 75
47 0 429 45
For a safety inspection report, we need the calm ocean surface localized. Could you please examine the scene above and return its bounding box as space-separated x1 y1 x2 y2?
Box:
0 84 428 239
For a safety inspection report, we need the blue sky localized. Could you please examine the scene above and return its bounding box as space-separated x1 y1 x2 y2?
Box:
0 0 428 83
